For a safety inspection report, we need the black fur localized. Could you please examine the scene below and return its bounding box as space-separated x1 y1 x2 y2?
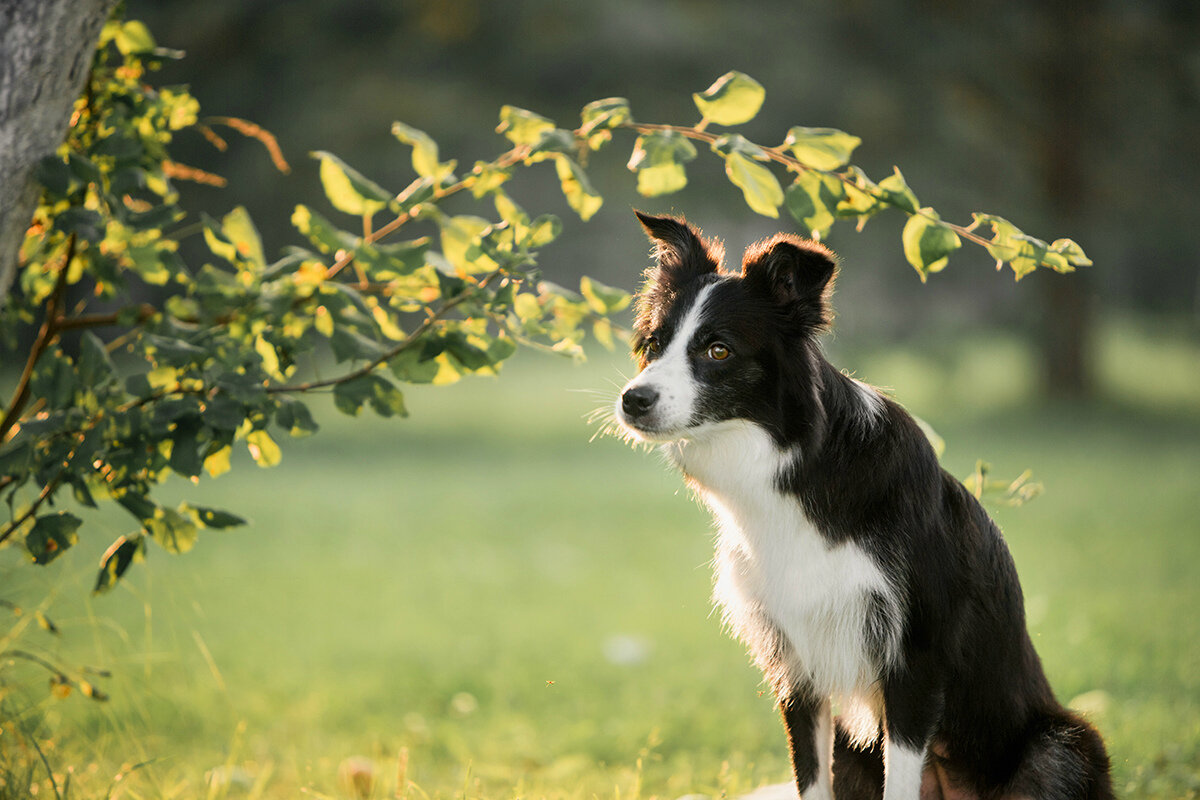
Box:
624 214 1114 800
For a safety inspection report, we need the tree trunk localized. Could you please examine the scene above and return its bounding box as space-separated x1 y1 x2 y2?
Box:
0 0 116 302
1036 0 1097 399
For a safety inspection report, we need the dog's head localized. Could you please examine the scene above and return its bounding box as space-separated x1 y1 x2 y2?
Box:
616 212 838 445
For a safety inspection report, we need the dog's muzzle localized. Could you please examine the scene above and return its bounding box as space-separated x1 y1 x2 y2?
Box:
620 385 659 420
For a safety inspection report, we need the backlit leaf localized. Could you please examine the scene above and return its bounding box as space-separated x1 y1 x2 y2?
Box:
245 429 281 467
717 139 782 218
780 127 862 170
627 130 697 197
580 276 631 314
220 206 265 268
784 171 843 240
497 106 555 147
145 507 198 554
392 121 455 183
553 156 603 221
902 210 961 281
693 72 765 127
877 168 919 214
312 151 392 217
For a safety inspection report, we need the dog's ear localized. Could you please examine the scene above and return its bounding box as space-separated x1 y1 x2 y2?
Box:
635 211 724 280
742 233 838 330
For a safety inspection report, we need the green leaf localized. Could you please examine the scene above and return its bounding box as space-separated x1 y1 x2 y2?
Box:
55 207 103 243
30 349 76 410
553 155 603 221
220 206 265 268
25 513 82 565
126 244 171 285
1049 238 1092 269
486 334 518 365
202 394 246 431
332 374 374 416
185 505 247 529
389 346 441 384
330 327 387 362
693 71 766 126
627 130 698 197
836 167 883 220
715 136 782 218
902 210 962 281
391 121 455 183
468 161 512 198
442 332 493 372
438 214 499 274
580 276 631 315
366 375 408 418
292 205 355 254
114 20 156 55
876 167 919 214
117 492 158 523
202 212 239 264
524 214 562 249
783 171 843 240
93 535 146 594
528 129 579 161
312 151 392 217
497 106 555 146
37 155 72 196
274 396 319 436
245 429 281 467
580 97 632 133
168 417 205 478
145 507 199 554
780 127 862 170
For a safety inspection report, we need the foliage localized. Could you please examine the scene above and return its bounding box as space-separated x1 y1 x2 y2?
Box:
0 10 1090 607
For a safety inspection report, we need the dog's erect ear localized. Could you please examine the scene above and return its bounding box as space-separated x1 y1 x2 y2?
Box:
635 211 724 279
741 234 838 329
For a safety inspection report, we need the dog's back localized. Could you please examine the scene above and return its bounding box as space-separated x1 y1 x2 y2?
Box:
616 213 1112 800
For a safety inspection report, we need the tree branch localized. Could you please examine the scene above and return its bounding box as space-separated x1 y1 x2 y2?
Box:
268 270 504 394
0 234 75 443
619 122 994 250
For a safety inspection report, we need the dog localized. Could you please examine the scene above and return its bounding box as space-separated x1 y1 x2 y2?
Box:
613 212 1113 800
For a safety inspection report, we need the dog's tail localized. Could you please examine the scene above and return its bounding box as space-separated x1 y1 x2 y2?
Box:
1005 708 1114 800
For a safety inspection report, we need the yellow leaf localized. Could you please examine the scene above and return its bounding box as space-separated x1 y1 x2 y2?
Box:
245 430 281 467
204 446 232 477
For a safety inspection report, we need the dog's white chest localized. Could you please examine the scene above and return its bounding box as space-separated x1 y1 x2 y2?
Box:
671 422 897 698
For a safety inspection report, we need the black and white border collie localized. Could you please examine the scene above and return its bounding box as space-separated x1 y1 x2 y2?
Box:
614 213 1112 800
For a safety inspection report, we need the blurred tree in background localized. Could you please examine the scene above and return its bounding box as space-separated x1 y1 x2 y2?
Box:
128 0 1200 396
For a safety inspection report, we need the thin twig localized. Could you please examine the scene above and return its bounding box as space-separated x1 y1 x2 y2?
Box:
325 144 531 280
619 122 994 250
267 270 504 394
0 235 76 443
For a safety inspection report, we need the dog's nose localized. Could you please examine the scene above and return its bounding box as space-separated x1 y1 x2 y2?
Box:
621 386 659 418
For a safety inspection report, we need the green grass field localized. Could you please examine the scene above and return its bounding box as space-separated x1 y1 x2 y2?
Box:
3 320 1199 800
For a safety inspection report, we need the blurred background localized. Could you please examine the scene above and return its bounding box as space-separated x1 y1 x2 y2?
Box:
130 0 1200 396
3 2 1198 799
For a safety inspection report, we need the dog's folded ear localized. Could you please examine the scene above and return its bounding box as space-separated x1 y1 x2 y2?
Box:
635 211 724 280
742 234 838 330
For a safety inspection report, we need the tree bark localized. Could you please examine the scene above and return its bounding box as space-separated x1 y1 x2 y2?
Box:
0 0 116 302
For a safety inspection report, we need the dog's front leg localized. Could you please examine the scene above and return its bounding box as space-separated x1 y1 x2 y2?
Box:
881 668 940 800
781 692 833 800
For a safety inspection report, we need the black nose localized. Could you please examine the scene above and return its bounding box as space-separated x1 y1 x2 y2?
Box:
621 386 659 418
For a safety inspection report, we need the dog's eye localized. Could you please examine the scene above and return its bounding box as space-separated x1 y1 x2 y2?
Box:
644 336 662 357
706 343 731 361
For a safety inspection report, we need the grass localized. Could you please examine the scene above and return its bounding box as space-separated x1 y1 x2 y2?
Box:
2 318 1198 800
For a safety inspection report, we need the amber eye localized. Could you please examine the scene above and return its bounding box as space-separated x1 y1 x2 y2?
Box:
644 336 662 357
707 343 731 361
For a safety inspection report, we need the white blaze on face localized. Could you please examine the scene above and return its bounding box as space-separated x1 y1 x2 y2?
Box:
617 283 717 440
